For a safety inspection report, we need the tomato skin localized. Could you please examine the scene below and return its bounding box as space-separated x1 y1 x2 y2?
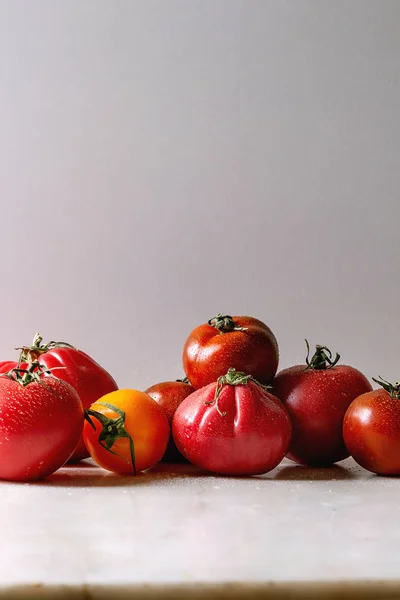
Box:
182 315 279 390
343 389 400 475
145 380 194 462
0 376 84 482
37 348 118 461
272 364 372 466
0 361 20 374
172 379 291 476
83 389 170 474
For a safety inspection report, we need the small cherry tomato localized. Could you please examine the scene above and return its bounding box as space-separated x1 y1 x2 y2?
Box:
343 377 400 475
83 389 170 474
0 363 84 482
182 313 279 389
272 341 372 466
172 368 291 476
145 378 194 461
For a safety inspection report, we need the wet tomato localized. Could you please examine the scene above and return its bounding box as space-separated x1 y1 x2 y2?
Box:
145 378 194 461
172 368 291 476
0 364 84 482
343 378 400 475
83 389 170 474
1 334 118 461
272 342 372 466
182 313 279 389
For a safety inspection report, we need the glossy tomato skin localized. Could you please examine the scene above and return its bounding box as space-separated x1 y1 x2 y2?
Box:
172 380 291 476
0 348 118 461
272 365 372 466
39 348 118 461
0 376 84 482
343 389 400 475
182 316 279 390
145 380 194 462
83 389 170 474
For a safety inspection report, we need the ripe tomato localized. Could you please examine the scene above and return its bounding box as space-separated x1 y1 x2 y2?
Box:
145 378 194 462
343 378 400 475
172 368 291 476
272 342 372 466
83 389 170 474
182 314 279 389
0 364 84 482
5 334 119 461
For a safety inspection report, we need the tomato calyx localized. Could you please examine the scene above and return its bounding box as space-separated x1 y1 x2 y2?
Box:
304 340 340 370
372 376 400 399
208 313 248 334
0 360 65 393
16 332 75 363
85 403 137 474
205 367 269 417
175 376 190 384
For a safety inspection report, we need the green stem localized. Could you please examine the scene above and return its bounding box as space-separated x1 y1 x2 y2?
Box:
84 403 136 474
304 340 340 370
16 332 75 363
207 313 247 334
372 376 400 399
205 367 268 417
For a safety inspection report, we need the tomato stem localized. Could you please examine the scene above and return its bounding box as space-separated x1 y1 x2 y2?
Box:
304 340 340 370
208 314 248 334
16 332 75 363
84 403 137 474
205 367 269 417
372 376 400 399
175 377 190 384
0 360 63 391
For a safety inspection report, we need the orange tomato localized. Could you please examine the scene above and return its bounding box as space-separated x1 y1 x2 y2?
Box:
83 389 170 474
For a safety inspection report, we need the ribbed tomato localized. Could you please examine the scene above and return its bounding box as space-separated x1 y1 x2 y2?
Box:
172 368 291 476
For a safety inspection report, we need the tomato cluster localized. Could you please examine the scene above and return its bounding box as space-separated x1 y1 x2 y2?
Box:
0 314 398 482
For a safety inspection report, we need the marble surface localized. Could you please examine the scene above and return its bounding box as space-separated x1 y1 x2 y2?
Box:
1 458 400 598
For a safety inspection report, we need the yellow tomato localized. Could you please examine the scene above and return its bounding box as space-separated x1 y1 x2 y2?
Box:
83 389 170 474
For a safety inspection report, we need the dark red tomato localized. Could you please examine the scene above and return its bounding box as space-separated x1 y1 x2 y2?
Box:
182 313 279 390
343 378 400 475
172 368 291 476
272 342 372 466
5 334 118 461
0 367 84 482
145 379 194 462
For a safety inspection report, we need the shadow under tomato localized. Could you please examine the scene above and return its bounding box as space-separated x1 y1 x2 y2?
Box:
269 463 357 481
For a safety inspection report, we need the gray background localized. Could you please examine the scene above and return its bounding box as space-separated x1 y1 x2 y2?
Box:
0 0 399 390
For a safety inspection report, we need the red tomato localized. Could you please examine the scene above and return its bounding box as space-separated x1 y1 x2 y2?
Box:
83 389 170 474
182 314 279 389
272 342 372 466
5 334 118 461
172 368 291 476
343 378 400 475
0 364 84 482
145 379 194 462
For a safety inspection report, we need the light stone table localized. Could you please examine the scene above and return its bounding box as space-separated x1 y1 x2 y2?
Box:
1 458 400 599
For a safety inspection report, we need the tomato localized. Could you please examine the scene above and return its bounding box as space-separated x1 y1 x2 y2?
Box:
5 334 119 461
182 314 279 389
272 342 372 466
172 368 291 476
0 364 84 482
145 378 194 462
343 378 400 475
83 389 170 474
0 361 22 374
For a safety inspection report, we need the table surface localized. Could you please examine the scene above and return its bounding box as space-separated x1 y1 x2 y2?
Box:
1 457 400 599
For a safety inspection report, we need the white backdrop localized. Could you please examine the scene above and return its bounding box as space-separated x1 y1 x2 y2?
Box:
1 0 399 390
